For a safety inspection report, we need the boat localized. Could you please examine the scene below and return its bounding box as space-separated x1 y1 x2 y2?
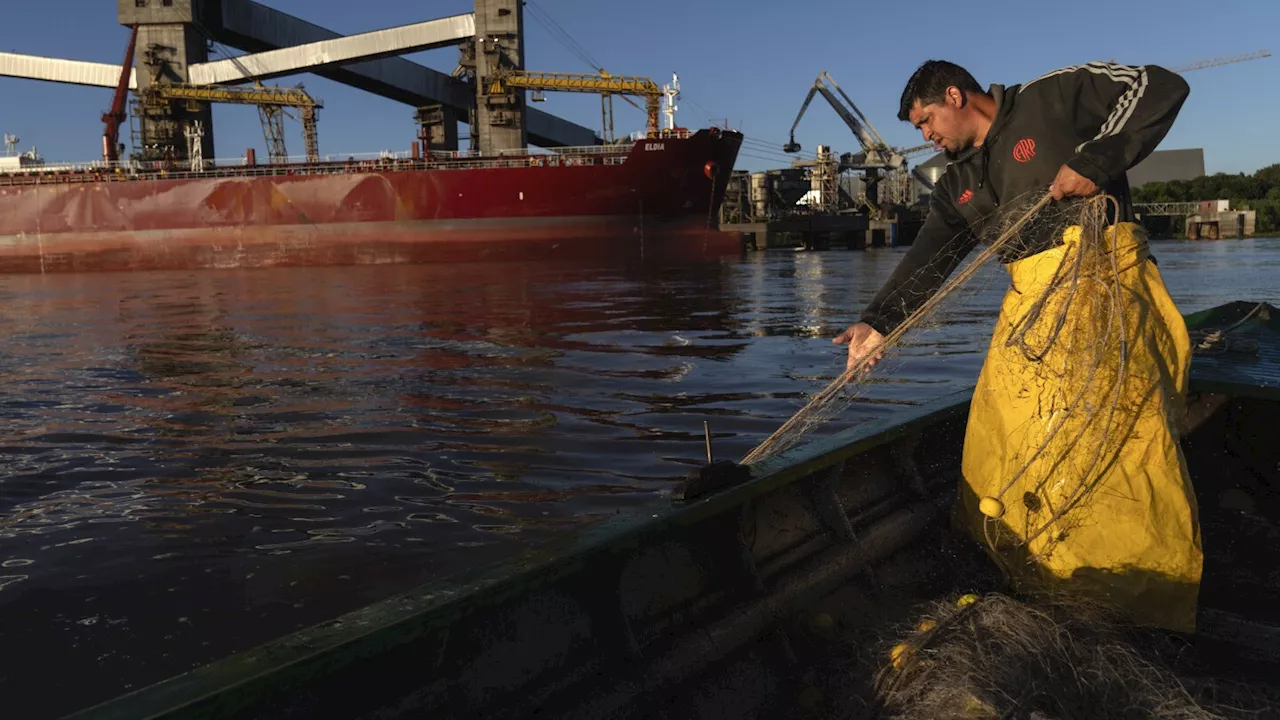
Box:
0 127 744 274
65 300 1280 719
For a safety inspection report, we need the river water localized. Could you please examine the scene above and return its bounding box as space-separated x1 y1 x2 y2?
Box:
0 237 1275 717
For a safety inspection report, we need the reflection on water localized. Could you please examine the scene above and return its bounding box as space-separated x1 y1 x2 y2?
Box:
0 237 1274 717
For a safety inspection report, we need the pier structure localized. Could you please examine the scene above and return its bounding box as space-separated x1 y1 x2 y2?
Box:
1136 201 1257 240
719 147 924 251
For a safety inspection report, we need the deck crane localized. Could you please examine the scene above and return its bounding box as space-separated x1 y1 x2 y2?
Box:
100 25 139 165
209 43 312 164
97 23 327 166
487 69 663 143
124 30 324 167
139 83 322 166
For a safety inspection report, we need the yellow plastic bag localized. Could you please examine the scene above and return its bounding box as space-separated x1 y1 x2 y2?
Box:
956 221 1202 634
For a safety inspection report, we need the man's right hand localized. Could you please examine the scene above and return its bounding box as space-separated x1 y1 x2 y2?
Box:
832 322 886 372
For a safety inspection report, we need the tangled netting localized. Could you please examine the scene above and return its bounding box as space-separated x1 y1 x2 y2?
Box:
873 593 1277 720
742 185 1152 466
1188 302 1265 357
741 189 1054 464
974 190 1150 568
742 189 1158 565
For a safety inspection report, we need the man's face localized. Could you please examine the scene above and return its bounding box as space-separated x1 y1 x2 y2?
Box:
908 89 973 157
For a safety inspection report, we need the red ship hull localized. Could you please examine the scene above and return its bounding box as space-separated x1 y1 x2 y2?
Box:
0 128 743 273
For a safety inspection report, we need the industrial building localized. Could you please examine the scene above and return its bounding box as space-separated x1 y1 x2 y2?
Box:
912 152 948 203
1187 200 1256 239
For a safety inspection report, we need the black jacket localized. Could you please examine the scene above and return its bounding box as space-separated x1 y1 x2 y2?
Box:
860 62 1190 335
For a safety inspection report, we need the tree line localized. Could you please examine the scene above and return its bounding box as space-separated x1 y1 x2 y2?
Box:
1133 163 1280 235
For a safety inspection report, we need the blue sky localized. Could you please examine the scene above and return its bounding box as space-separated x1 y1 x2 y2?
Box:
1 0 1275 175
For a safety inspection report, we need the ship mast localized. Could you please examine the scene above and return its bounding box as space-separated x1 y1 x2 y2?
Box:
661 73 680 132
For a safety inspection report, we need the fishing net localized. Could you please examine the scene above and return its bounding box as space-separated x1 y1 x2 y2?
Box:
873 592 1278 720
742 186 1090 465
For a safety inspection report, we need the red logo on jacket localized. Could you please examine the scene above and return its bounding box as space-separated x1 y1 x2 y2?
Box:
1013 138 1036 163
957 189 974 204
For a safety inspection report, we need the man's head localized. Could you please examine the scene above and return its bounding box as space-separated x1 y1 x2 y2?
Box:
898 60 989 157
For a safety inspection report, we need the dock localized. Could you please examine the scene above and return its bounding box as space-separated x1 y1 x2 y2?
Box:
722 216 921 251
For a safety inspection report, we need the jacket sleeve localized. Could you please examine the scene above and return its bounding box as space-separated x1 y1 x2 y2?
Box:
860 182 978 336
1048 62 1190 188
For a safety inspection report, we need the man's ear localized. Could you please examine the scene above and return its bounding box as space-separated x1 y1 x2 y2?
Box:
947 86 966 108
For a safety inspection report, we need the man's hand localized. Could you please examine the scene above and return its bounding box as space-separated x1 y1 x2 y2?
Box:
832 322 886 372
1049 164 1099 200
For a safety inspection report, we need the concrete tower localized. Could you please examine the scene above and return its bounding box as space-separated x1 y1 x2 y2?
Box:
472 0 526 154
117 0 214 163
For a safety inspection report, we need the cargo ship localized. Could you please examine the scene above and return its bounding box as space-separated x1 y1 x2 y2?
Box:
0 126 743 274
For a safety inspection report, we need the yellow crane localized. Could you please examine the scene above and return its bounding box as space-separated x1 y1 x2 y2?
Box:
487 69 662 142
140 82 323 164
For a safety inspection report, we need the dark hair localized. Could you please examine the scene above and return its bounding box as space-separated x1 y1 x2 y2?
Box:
897 60 984 121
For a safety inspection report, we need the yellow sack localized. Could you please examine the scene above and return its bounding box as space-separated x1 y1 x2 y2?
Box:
956 221 1202 634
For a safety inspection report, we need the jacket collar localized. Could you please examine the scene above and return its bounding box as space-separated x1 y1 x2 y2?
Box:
951 83 1016 164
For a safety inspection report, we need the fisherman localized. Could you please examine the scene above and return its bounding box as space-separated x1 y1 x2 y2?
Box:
834 59 1202 633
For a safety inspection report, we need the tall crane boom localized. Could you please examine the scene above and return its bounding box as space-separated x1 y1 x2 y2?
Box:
898 142 936 160
487 69 663 141
782 71 903 170
145 83 321 110
1172 49 1270 73
140 82 323 163
101 25 138 164
782 74 937 214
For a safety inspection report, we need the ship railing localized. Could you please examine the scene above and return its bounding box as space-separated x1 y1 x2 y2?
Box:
627 128 694 141
418 154 628 169
0 149 632 186
427 142 636 161
219 151 415 166
540 143 636 156
650 128 694 139
36 142 645 172
0 130 697 183
0 150 416 174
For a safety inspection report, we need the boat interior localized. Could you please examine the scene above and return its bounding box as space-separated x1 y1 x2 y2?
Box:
69 301 1280 720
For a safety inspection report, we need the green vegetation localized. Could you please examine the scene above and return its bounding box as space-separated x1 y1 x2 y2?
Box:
1133 163 1280 234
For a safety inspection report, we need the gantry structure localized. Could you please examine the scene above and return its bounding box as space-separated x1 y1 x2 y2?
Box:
0 0 611 163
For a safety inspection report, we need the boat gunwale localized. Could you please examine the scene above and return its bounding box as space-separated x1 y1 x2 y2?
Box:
1182 301 1280 400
